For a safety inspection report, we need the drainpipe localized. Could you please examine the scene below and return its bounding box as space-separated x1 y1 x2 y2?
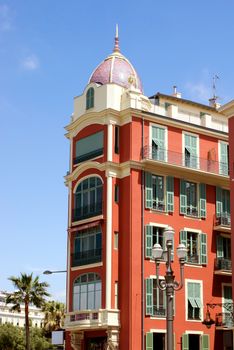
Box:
141 117 145 350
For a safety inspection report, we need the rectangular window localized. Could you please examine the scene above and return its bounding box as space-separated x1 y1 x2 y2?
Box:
145 172 174 212
151 125 167 161
216 235 231 271
184 133 198 169
180 230 207 265
180 180 206 218
114 232 119 250
73 226 102 266
216 187 230 226
114 184 119 203
114 126 120 154
145 278 166 317
145 225 174 261
114 282 118 309
187 281 202 320
182 334 209 350
219 141 229 175
74 131 104 164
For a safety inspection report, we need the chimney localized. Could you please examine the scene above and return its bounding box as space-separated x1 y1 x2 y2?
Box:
172 85 181 98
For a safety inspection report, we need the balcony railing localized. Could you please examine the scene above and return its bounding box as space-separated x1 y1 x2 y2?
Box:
71 248 102 267
65 309 120 330
187 254 199 264
215 213 231 227
72 202 102 222
153 306 166 317
215 258 232 271
186 207 198 217
142 146 229 176
215 312 234 328
152 201 165 212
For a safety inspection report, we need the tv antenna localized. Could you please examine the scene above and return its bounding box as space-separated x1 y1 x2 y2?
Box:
212 74 219 102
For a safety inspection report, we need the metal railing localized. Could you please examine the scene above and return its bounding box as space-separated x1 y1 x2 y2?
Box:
72 202 103 222
71 248 102 267
215 213 231 227
215 312 234 327
153 306 166 317
187 254 199 264
142 146 229 176
215 258 232 271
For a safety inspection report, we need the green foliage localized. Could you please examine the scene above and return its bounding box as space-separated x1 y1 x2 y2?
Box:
0 324 54 350
42 301 65 333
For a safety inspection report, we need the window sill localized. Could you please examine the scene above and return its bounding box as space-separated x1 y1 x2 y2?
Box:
185 263 203 268
72 215 103 226
186 318 202 322
150 209 169 216
183 215 201 221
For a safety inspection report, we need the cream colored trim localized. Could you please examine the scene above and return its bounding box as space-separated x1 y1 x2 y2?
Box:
106 175 112 309
71 262 103 271
73 173 103 193
148 222 168 228
107 123 113 162
150 329 166 333
183 227 202 234
185 330 204 335
71 215 104 227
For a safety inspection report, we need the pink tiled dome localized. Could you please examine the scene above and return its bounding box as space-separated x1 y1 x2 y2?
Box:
88 33 143 93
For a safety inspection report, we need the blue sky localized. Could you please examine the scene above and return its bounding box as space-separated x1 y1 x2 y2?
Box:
0 0 234 302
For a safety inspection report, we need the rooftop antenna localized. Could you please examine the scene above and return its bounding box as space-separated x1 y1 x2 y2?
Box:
212 74 219 102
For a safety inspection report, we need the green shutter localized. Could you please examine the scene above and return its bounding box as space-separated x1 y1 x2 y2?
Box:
180 180 187 214
166 176 174 212
145 225 153 258
216 235 224 258
200 233 207 265
180 231 187 261
182 333 189 350
145 172 153 209
146 332 153 350
201 334 209 350
216 187 222 217
146 279 153 315
220 142 228 175
199 183 206 218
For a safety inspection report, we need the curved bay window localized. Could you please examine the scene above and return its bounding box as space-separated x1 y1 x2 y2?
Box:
73 273 101 311
73 177 103 221
86 87 94 110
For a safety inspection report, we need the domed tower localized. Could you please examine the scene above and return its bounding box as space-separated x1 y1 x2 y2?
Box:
89 25 143 92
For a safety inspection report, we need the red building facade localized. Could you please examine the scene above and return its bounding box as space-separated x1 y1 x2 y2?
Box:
64 35 232 350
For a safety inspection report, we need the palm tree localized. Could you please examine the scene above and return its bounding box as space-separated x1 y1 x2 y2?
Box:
42 301 65 334
6 272 50 350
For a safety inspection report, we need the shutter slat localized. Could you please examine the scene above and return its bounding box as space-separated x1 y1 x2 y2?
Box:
146 332 153 350
145 225 153 258
166 176 174 212
182 334 189 350
180 180 187 214
199 183 206 218
201 334 209 350
200 233 207 265
180 231 187 262
145 172 153 209
146 279 153 315
216 187 222 217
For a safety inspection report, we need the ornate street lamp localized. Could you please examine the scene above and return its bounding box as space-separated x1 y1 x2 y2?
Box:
152 226 187 350
43 270 67 275
202 302 234 328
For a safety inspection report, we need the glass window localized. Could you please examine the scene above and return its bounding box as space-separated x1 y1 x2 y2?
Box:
73 273 101 311
184 133 198 169
86 87 94 110
219 141 229 175
73 226 102 267
151 126 166 161
73 177 103 221
152 175 165 211
187 282 202 320
74 131 103 164
153 279 166 317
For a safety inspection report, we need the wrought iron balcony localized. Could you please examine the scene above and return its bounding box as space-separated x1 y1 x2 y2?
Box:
215 214 231 227
142 146 229 176
153 306 166 317
215 258 232 272
73 148 103 165
65 309 120 331
187 254 199 264
186 207 198 217
71 248 102 267
72 202 103 222
152 201 165 212
215 312 234 328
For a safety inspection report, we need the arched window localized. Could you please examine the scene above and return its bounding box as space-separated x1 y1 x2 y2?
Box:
86 87 94 110
73 273 101 311
73 177 103 221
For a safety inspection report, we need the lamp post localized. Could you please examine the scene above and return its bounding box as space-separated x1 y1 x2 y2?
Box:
152 226 187 350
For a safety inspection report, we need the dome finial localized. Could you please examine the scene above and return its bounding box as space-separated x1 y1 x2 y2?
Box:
113 24 120 53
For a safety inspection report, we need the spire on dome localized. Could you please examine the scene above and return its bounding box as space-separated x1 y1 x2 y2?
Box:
113 24 120 53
